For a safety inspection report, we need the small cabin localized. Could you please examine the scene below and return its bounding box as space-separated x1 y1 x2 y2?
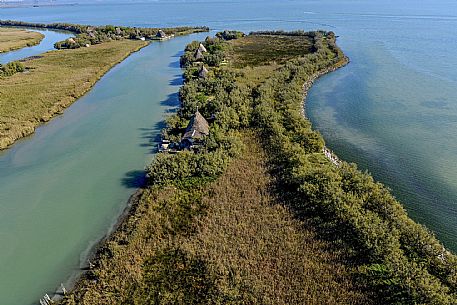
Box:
156 29 167 39
181 110 210 149
194 49 204 61
158 139 170 152
198 66 209 79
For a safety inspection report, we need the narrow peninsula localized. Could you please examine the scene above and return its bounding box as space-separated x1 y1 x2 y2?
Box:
57 31 457 305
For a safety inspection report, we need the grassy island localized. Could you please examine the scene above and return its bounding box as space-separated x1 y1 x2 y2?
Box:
0 27 44 53
0 21 208 150
58 31 457 305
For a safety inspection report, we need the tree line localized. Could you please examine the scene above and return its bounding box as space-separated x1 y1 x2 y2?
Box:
0 20 209 49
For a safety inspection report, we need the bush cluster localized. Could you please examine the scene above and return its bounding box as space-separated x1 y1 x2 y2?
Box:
0 61 24 77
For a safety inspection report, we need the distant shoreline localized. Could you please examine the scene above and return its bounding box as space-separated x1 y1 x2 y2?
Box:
0 3 78 9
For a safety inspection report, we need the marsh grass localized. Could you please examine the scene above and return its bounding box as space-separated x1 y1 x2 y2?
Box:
179 133 369 304
227 35 313 68
0 39 147 149
0 27 44 53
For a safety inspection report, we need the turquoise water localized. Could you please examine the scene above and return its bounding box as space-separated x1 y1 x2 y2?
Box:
0 31 208 305
0 0 457 303
0 28 71 63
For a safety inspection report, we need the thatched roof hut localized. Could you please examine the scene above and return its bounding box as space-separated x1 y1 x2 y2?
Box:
182 110 210 143
156 29 167 39
198 65 209 79
194 49 204 60
198 43 207 53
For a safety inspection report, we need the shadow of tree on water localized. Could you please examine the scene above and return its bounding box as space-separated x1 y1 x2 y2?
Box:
161 92 180 109
122 170 147 188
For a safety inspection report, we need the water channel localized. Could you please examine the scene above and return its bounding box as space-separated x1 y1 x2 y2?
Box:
0 30 208 305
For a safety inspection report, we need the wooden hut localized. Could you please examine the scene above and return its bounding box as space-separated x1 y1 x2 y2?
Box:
181 110 210 149
198 43 207 53
194 48 204 61
156 29 167 39
198 65 209 79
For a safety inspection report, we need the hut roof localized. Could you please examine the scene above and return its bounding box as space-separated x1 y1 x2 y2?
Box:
182 110 210 140
194 48 204 60
156 30 167 38
198 43 207 53
198 65 209 78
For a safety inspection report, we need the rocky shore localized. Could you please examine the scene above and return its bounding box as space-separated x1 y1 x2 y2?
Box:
301 56 349 166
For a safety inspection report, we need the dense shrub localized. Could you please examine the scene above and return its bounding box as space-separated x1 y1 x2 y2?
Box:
0 61 24 77
215 30 245 40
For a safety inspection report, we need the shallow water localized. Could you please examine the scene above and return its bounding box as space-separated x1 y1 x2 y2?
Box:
0 0 457 303
0 28 71 64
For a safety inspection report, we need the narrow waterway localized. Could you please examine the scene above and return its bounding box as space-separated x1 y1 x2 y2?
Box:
0 32 207 305
0 28 71 64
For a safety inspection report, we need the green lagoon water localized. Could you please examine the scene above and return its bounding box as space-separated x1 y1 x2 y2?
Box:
0 32 208 305
1 1 457 304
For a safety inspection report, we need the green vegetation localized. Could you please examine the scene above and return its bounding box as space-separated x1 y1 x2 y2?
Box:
0 27 44 52
59 31 457 305
0 61 24 77
0 39 147 150
0 20 209 49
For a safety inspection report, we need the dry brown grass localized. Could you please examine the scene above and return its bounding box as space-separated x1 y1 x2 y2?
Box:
0 39 147 149
227 35 313 68
180 133 369 304
0 27 44 53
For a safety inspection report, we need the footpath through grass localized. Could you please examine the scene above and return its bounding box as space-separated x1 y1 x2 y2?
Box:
0 27 44 53
0 39 147 149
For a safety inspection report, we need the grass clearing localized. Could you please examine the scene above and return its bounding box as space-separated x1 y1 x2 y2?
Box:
0 39 147 149
227 35 313 68
180 133 369 304
0 27 44 53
